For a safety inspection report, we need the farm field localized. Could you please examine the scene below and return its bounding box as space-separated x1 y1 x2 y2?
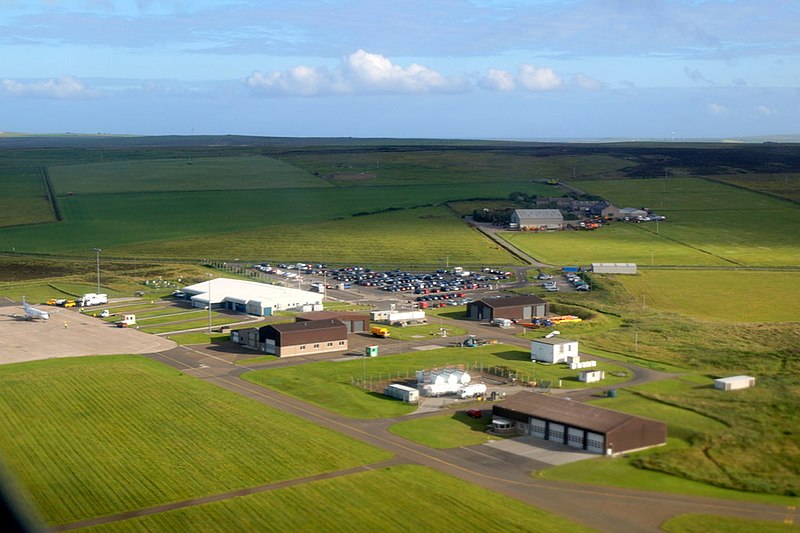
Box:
105 206 521 266
49 156 330 194
503 223 731 266
572 177 800 267
701 174 800 203
83 465 595 533
0 168 53 228
242 344 631 419
616 270 800 322
0 355 391 527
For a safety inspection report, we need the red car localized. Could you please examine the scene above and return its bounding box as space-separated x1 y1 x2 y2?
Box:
466 409 483 419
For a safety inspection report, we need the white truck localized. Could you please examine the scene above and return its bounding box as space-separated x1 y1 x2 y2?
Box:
458 383 487 399
80 293 108 307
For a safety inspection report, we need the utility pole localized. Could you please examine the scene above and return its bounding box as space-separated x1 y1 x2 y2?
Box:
207 273 213 334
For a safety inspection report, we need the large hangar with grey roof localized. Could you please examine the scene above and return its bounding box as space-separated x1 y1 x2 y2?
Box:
180 277 323 316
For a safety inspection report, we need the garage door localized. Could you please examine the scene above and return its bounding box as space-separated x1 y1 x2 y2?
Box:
586 432 605 454
567 427 585 449
548 423 565 443
529 417 546 438
352 320 365 333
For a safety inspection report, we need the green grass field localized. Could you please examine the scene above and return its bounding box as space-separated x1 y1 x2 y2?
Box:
0 168 53 227
389 412 504 448
710 173 800 202
0 356 391 526
105 206 522 265
82 465 596 533
617 270 800 322
661 513 799 533
49 156 330 194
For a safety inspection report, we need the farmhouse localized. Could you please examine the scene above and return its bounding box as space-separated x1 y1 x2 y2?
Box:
493 391 667 455
531 337 578 364
297 311 370 333
588 201 620 219
232 318 347 357
510 209 564 230
181 277 322 316
466 295 549 322
591 263 638 275
714 375 756 391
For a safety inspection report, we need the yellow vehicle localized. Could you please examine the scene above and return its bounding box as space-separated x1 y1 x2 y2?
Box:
46 298 59 305
370 326 390 338
64 300 77 308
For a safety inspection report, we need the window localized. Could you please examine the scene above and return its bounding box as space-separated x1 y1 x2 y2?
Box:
338 341 345 346
327 342 333 347
300 345 306 350
313 343 320 349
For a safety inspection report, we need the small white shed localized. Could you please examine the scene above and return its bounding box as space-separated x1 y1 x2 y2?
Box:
714 375 755 391
579 370 605 383
531 338 579 364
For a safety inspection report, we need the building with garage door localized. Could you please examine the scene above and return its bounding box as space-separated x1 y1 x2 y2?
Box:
181 277 323 316
232 318 347 357
510 209 564 230
297 311 370 333
493 391 666 455
466 295 549 322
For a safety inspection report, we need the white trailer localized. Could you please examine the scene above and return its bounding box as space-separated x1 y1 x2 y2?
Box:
384 383 419 403
458 383 487 399
370 310 427 326
80 293 108 306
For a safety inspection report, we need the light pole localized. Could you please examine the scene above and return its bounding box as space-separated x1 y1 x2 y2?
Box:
93 248 102 293
207 273 213 334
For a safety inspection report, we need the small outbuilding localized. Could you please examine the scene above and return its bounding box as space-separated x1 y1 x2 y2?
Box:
466 295 549 322
384 383 419 403
531 337 578 364
591 263 638 275
510 209 564 230
714 375 756 391
493 391 667 455
579 369 605 383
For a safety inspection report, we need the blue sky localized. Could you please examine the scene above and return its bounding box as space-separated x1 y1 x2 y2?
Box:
1 0 798 139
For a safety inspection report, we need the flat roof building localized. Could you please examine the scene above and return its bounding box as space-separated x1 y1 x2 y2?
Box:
181 277 323 316
510 209 564 230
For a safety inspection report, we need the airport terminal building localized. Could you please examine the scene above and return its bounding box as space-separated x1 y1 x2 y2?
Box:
180 277 323 316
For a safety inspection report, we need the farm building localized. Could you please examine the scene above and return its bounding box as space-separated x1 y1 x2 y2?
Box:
297 311 370 333
591 263 638 275
531 338 578 364
588 201 620 219
181 277 323 316
466 295 549 322
618 207 648 220
384 383 419 403
493 391 667 455
714 375 756 391
232 318 347 357
510 209 564 230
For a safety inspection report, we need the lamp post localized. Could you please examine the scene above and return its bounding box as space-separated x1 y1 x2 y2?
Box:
207 273 213 334
93 248 102 293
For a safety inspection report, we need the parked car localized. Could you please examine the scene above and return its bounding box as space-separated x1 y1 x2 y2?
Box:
465 409 483 419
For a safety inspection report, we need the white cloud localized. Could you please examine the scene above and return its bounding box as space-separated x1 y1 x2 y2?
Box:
707 103 728 115
573 73 604 91
517 64 563 91
479 64 563 92
754 105 774 116
0 76 100 99
246 49 467 96
479 69 516 91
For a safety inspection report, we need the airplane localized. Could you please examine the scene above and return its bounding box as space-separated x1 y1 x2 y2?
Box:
22 297 50 321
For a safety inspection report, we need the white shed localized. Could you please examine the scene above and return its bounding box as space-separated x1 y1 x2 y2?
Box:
579 370 605 383
714 375 755 391
591 263 638 275
531 338 579 364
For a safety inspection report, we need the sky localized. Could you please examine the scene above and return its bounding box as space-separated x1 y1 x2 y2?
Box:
1 0 798 140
